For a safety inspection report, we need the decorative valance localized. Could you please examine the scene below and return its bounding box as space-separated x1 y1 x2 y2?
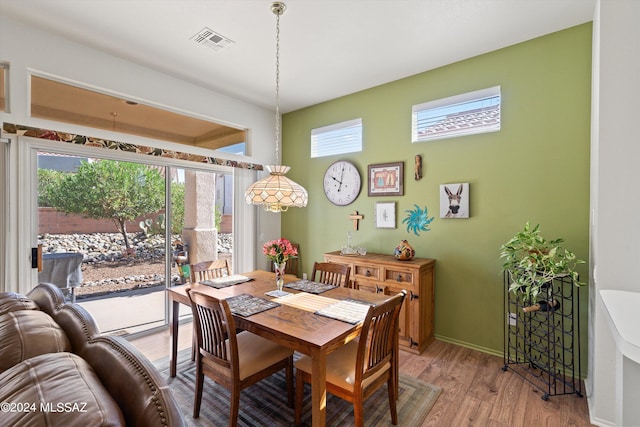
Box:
2 122 263 171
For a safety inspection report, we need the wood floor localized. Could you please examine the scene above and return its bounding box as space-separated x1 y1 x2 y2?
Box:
128 322 594 427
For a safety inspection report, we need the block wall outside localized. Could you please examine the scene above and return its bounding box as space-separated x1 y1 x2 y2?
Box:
38 208 232 234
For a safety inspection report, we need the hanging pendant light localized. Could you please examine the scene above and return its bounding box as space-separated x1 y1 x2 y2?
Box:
245 1 308 213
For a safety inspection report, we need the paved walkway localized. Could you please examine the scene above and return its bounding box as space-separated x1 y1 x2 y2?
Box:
78 287 169 334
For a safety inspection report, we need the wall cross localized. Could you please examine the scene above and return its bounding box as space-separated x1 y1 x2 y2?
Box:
348 211 364 231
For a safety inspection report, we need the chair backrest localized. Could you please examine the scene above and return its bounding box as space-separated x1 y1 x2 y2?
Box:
355 291 405 385
311 262 351 287
187 289 239 374
190 259 231 283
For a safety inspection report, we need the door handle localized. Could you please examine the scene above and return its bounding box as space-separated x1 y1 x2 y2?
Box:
31 244 43 271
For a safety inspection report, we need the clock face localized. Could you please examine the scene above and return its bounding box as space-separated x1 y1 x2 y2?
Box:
323 160 362 206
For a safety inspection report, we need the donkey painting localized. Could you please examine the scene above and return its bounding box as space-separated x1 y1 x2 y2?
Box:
440 183 469 218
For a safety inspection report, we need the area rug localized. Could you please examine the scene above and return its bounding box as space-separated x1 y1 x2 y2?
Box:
153 349 441 427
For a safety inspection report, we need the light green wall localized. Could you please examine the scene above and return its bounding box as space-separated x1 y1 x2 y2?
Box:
281 24 591 359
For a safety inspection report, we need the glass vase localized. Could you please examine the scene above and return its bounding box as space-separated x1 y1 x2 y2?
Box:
274 261 286 292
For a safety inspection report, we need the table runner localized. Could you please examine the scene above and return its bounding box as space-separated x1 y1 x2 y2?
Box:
273 292 337 312
226 294 279 317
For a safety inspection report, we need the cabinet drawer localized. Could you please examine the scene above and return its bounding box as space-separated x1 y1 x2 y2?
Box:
384 269 414 286
355 281 385 294
354 264 380 280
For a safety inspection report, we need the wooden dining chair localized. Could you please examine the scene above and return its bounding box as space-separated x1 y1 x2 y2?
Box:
190 259 231 283
188 259 233 360
310 261 351 287
187 289 294 426
294 291 406 427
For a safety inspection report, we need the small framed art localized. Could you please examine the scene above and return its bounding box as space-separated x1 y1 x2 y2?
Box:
375 202 396 229
440 182 470 218
368 162 404 196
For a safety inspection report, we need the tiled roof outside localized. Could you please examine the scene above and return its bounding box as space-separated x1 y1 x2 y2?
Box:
417 104 500 139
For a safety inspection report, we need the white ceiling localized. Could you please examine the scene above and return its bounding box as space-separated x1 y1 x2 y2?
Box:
1 0 595 113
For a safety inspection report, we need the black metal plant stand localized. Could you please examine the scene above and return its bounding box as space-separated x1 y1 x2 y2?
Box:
502 272 583 400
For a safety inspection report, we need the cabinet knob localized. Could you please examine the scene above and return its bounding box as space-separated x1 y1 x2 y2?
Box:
410 291 418 301
365 270 371 277
397 274 402 282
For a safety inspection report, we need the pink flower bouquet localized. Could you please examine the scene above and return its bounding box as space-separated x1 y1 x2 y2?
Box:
262 238 298 264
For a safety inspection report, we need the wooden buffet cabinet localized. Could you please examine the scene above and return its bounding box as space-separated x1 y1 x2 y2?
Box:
323 251 435 354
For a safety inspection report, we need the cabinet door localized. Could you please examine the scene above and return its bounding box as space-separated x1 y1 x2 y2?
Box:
386 284 413 348
405 287 421 350
383 267 415 348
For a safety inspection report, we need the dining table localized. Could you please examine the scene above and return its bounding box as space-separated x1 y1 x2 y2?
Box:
166 269 394 427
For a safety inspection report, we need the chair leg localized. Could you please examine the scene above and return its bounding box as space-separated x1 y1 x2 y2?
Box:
353 395 365 427
193 370 204 418
286 356 294 407
387 378 398 425
294 370 306 425
229 387 241 427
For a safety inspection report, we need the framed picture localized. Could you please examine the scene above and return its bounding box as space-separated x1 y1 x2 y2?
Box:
375 202 396 228
368 162 404 196
440 182 470 218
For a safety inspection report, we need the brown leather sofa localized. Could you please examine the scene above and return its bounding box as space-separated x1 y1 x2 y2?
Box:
0 283 184 426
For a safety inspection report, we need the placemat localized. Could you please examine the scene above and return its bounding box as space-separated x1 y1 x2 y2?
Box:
200 275 253 288
284 279 338 294
273 292 337 312
315 299 373 324
226 294 280 317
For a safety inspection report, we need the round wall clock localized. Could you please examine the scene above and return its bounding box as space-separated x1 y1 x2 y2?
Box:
323 160 362 206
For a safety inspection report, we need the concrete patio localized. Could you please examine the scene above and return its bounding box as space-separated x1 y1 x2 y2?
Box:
77 287 178 335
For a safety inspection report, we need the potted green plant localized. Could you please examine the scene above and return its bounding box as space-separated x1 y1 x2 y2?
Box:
500 222 585 301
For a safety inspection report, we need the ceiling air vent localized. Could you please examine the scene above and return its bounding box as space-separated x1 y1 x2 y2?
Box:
191 27 235 51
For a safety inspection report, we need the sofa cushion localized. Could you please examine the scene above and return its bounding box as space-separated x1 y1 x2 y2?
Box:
0 310 71 373
0 352 125 427
0 292 39 316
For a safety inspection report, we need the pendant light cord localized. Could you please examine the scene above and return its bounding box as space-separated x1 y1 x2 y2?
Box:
273 2 283 166
244 2 308 211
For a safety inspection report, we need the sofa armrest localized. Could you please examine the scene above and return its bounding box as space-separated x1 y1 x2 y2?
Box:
81 335 184 427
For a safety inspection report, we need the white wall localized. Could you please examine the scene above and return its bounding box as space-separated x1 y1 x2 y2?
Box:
0 16 283 291
589 0 640 425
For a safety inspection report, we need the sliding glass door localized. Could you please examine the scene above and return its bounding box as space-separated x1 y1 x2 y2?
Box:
32 142 233 335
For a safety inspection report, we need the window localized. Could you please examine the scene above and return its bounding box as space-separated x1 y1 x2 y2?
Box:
311 118 362 158
412 86 501 143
